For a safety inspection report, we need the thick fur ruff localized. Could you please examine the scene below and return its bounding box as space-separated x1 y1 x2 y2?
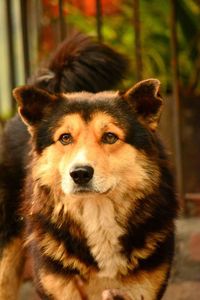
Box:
0 33 177 300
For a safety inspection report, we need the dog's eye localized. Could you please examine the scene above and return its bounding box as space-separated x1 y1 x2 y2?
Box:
59 133 73 145
102 132 119 144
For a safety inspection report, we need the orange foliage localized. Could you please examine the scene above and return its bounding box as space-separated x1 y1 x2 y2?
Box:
69 0 121 16
42 0 121 17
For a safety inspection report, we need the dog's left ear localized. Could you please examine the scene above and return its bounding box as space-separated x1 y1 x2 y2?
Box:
13 86 57 127
122 79 163 131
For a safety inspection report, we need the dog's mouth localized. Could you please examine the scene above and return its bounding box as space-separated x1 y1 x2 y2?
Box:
74 187 95 194
72 183 97 194
72 184 112 195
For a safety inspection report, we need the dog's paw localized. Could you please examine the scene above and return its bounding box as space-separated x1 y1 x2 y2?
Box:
102 289 132 300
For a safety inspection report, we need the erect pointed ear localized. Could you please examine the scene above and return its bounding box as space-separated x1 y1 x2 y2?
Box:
13 86 57 126
122 79 163 131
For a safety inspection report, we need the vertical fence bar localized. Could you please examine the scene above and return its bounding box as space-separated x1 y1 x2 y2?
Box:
20 0 30 81
96 0 103 42
27 0 40 74
58 0 66 42
0 0 13 121
133 0 143 81
6 0 16 111
169 0 185 213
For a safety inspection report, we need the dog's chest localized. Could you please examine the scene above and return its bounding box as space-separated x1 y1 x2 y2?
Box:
80 198 128 277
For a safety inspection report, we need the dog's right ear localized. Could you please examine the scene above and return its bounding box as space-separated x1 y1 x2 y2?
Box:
121 79 163 131
13 86 58 126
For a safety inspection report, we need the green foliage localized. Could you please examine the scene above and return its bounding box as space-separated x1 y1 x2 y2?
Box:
66 0 200 94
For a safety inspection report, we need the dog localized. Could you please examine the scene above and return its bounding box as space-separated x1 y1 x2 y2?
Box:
0 34 178 300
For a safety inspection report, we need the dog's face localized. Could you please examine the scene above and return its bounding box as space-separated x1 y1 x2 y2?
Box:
51 111 129 195
13 79 163 199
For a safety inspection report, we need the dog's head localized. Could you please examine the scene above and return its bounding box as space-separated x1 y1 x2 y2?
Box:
13 79 163 199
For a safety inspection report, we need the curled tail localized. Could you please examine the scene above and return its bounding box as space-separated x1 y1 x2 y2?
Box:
28 32 128 93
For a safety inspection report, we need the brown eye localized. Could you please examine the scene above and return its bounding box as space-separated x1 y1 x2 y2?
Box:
102 132 119 144
59 133 73 145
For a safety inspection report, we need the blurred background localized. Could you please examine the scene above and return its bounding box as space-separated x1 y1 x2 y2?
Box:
0 1 200 299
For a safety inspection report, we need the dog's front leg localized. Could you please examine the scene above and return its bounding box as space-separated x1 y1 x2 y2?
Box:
37 269 84 300
0 236 25 300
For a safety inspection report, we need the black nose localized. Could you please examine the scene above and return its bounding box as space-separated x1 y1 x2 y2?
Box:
70 166 94 185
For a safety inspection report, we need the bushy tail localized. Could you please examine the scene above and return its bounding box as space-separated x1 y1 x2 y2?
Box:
28 32 128 93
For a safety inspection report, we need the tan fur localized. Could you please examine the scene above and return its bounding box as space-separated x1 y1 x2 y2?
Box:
81 196 128 277
0 237 25 300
